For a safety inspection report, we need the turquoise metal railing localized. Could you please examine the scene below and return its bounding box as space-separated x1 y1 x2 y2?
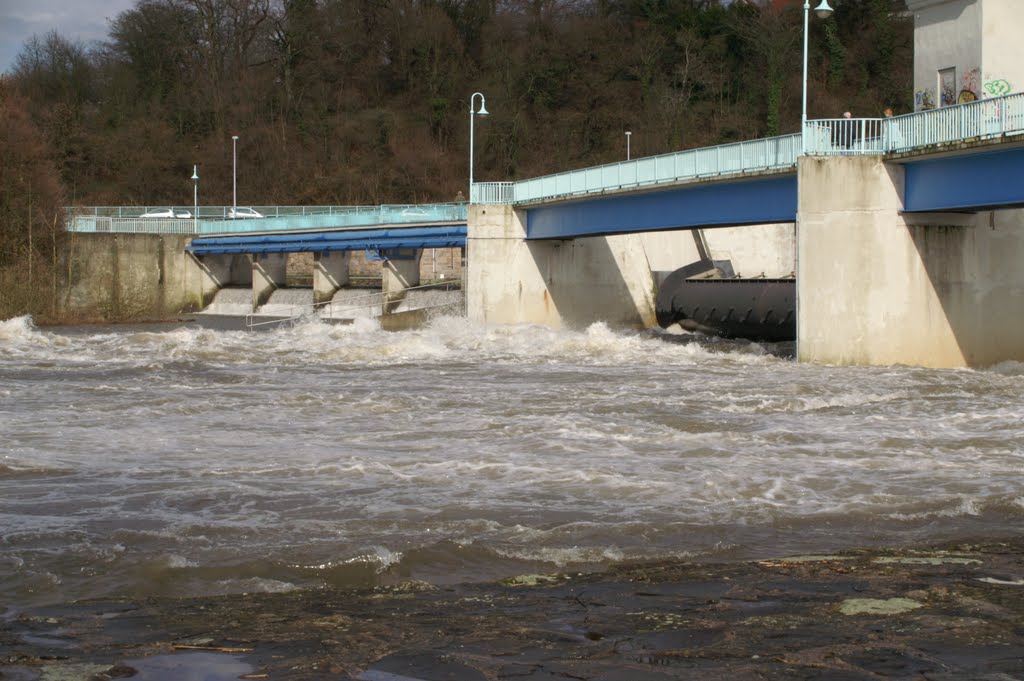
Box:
476 134 801 206
67 203 468 235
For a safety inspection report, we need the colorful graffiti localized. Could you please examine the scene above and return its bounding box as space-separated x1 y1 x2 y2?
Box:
915 89 936 111
959 68 980 103
984 79 1012 97
940 68 957 107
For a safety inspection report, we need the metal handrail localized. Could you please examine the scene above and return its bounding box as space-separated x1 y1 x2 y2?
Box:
507 133 801 205
804 92 1024 155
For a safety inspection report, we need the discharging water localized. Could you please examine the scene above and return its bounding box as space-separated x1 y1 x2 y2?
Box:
1 314 1022 611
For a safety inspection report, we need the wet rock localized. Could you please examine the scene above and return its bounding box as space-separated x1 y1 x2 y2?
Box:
2 539 1024 680
838 597 923 615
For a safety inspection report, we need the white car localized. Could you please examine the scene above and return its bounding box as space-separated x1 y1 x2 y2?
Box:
140 208 191 218
228 207 263 219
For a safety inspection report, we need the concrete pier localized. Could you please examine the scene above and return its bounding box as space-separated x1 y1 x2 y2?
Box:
465 204 795 330
381 249 422 313
797 154 1024 367
313 251 350 306
252 253 288 310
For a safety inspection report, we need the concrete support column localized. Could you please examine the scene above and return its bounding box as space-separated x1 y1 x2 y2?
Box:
187 252 253 309
382 250 422 312
797 155 1024 367
252 253 288 311
313 251 350 307
466 204 658 329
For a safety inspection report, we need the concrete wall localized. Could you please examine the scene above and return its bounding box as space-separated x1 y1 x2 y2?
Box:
61 233 203 321
797 154 1024 367
466 204 795 330
980 0 1023 98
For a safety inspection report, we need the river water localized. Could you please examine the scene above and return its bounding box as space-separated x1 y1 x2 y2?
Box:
1 313 1022 611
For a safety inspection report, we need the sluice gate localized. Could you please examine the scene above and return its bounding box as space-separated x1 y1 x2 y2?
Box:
656 264 795 343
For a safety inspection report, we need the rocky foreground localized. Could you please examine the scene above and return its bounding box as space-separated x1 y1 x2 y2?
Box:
2 540 1024 680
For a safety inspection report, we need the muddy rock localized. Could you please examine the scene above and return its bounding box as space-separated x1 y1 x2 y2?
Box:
2 539 1023 680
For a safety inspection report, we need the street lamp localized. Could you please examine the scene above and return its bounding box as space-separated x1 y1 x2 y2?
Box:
801 0 834 151
469 92 488 202
231 135 239 218
191 165 199 233
625 131 632 160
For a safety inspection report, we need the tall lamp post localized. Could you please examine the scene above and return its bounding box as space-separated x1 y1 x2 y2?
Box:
231 135 239 218
468 92 488 202
191 165 199 233
625 131 632 160
801 0 834 152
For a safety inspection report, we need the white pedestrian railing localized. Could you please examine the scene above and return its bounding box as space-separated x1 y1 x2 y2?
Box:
804 92 1024 155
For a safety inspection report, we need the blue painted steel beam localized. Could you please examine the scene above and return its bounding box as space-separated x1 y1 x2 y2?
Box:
187 227 466 255
903 146 1024 212
525 175 797 240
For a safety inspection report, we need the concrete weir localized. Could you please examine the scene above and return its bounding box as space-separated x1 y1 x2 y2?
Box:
187 248 463 330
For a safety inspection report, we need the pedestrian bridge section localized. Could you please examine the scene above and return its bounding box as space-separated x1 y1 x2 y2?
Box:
67 203 467 236
470 92 1024 239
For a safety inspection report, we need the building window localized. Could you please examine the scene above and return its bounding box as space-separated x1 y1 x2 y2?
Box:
939 67 957 107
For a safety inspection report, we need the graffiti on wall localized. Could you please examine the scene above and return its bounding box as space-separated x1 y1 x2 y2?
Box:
939 68 957 107
915 89 936 111
958 68 980 103
918 69 1014 111
984 79 1012 96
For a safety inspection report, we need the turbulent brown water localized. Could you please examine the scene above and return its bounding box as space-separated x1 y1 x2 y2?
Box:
1 314 1022 611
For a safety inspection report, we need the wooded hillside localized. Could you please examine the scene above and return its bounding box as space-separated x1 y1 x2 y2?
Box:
0 0 912 320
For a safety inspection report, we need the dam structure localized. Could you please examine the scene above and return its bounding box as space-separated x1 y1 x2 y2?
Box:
67 95 1024 367
63 0 1024 367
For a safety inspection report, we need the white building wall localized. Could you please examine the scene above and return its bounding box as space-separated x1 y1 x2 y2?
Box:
908 0 981 110
908 0 1023 110
980 0 1023 99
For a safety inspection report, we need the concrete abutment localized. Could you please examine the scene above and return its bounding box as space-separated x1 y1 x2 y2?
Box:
797 154 1024 367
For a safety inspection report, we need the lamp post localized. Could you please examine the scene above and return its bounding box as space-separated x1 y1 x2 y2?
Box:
801 0 834 151
191 165 199 233
469 92 488 202
625 131 632 160
231 135 239 218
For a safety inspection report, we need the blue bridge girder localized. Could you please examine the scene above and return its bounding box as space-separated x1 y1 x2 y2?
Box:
902 145 1024 212
524 174 798 240
187 226 467 256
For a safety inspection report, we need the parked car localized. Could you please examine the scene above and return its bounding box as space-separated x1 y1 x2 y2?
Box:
228 207 263 219
140 208 191 218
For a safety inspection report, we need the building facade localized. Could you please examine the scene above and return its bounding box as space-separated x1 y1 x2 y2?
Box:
907 0 1022 110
